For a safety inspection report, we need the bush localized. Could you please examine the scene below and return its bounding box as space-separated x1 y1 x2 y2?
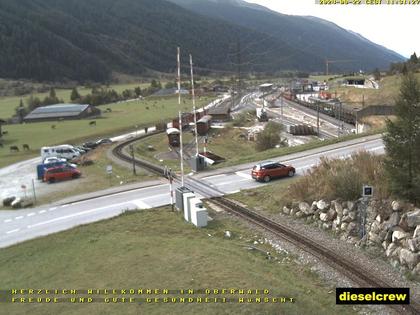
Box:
255 121 284 151
287 151 388 202
231 110 255 127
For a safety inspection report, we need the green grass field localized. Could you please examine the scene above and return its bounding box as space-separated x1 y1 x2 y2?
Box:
0 208 357 315
0 95 214 168
0 83 153 119
327 72 420 108
133 127 378 173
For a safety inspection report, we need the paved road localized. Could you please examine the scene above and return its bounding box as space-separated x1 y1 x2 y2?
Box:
0 135 384 248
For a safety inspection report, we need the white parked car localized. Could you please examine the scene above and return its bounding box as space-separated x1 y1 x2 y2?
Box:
43 157 67 164
41 145 80 161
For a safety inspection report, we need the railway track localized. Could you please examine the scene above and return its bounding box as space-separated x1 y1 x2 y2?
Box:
112 134 420 314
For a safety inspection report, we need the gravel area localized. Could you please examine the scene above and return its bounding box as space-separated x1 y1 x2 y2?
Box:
0 156 86 202
208 204 419 315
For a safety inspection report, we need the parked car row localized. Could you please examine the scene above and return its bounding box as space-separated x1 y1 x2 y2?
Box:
36 138 112 184
82 138 113 149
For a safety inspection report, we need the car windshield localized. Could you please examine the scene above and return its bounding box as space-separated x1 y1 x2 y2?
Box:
253 165 261 171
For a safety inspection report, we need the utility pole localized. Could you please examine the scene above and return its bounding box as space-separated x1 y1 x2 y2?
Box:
129 144 136 175
190 54 199 156
337 101 342 137
177 47 185 187
316 101 320 136
281 95 284 123
237 40 242 101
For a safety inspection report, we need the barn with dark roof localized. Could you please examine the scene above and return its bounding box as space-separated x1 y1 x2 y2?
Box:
24 104 101 123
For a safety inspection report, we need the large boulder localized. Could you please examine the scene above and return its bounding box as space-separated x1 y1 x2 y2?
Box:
347 201 356 212
408 237 420 252
386 212 400 228
282 206 290 215
366 206 377 220
391 200 402 212
414 263 420 276
316 200 329 211
392 229 410 243
414 226 420 238
346 222 357 235
370 221 381 234
406 209 420 228
298 202 313 215
331 200 343 216
332 217 341 231
319 209 336 222
386 243 399 257
368 232 383 244
399 248 420 269
348 211 356 221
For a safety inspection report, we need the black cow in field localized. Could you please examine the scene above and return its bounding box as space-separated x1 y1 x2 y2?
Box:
22 144 30 151
0 143 3 148
3 131 8 135
10 146 19 152
89 121 96 126
51 125 56 129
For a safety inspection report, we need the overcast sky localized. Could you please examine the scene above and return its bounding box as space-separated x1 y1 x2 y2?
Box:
246 0 419 58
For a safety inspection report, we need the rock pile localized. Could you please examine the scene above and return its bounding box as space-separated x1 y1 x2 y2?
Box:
282 199 420 275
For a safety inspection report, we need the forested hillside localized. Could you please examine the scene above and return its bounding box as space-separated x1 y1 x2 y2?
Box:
0 0 404 83
170 0 405 73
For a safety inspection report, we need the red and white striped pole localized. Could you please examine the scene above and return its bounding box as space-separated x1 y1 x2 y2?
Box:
169 168 174 211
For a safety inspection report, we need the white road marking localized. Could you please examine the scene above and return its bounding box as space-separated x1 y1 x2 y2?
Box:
204 174 226 179
296 163 316 170
131 199 151 209
61 205 69 208
39 210 47 214
368 146 384 152
228 190 241 194
27 201 133 229
216 179 249 186
6 229 20 234
27 213 35 217
141 193 169 201
15 216 24 220
4 219 12 223
235 172 252 180
65 184 170 207
49 207 57 211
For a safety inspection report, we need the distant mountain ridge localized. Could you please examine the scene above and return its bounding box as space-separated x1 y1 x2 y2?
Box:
169 0 404 72
0 0 405 82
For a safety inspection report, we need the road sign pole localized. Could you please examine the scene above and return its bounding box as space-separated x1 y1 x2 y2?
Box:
169 169 174 211
130 145 136 175
32 179 37 204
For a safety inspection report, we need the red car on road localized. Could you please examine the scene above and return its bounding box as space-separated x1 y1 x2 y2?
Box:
251 161 295 182
44 166 81 183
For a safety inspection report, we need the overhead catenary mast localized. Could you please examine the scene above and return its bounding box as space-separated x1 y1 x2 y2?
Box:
190 54 199 157
177 47 185 187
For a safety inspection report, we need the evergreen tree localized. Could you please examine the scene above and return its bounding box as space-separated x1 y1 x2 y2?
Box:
16 99 26 123
49 88 57 99
134 86 142 97
409 52 418 64
383 72 420 202
70 87 81 102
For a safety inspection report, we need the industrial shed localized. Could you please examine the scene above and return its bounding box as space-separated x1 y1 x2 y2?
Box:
208 104 231 121
24 104 101 123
